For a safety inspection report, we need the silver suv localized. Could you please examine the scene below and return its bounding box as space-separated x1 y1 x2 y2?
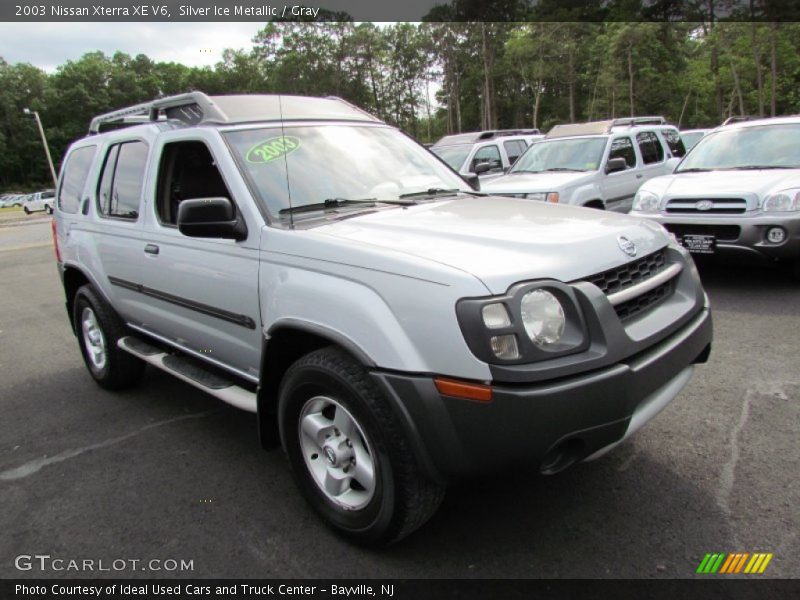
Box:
482 117 686 212
54 93 712 544
631 116 800 278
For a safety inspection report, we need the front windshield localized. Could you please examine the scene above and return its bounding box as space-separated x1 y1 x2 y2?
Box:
510 137 607 173
225 124 471 218
431 144 471 171
677 123 800 172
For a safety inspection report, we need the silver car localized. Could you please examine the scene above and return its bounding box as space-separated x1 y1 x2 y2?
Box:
55 93 712 544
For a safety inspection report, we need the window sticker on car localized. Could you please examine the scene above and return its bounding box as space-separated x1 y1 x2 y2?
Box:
245 136 300 164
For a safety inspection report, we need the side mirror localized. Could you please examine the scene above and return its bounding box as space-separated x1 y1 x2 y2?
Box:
665 157 681 172
177 197 247 241
605 157 628 174
463 174 481 190
472 162 492 175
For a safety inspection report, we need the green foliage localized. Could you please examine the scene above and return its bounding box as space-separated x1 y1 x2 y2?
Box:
3 21 800 190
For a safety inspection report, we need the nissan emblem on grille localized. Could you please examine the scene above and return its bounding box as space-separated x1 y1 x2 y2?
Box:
617 236 637 257
695 200 714 211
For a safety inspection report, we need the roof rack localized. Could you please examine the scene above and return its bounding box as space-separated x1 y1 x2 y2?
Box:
611 116 667 127
477 128 541 139
88 92 382 135
89 92 224 134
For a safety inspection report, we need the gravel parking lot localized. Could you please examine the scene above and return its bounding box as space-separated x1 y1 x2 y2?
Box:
0 221 797 579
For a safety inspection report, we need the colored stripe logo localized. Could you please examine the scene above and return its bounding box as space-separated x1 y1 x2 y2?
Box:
696 552 773 574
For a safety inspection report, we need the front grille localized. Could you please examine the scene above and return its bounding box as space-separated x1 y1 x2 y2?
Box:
614 280 673 321
665 198 747 215
663 224 741 242
584 248 667 295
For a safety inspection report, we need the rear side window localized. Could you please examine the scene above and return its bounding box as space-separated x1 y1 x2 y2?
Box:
636 131 665 164
503 140 526 165
661 129 686 158
609 137 636 168
58 145 97 214
97 141 148 220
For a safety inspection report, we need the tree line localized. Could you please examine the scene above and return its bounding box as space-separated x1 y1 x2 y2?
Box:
2 19 800 190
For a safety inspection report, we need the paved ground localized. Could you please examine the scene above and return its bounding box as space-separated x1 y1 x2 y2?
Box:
0 221 797 579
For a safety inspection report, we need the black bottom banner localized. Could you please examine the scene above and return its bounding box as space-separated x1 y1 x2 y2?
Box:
3 579 798 600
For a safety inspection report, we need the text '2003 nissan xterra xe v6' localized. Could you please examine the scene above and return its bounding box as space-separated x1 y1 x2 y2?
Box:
54 93 712 544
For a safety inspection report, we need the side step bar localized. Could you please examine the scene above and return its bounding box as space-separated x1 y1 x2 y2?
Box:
118 336 257 413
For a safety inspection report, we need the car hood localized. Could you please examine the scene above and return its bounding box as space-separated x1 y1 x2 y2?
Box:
481 171 593 194
645 168 800 200
316 196 669 294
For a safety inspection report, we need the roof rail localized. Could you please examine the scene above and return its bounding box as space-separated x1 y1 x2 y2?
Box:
88 92 225 134
721 115 758 126
477 128 541 140
611 116 667 127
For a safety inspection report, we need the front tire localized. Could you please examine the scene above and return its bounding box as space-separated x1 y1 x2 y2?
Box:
73 284 144 390
278 347 444 545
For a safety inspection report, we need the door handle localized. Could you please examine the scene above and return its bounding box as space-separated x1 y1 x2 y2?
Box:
636 174 643 179
144 244 160 255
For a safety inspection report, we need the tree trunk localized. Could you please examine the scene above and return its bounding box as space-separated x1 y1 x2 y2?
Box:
750 2 764 116
627 45 635 117
480 23 497 130
589 71 600 121
568 48 576 122
769 22 778 117
678 90 691 127
533 79 541 129
730 61 745 116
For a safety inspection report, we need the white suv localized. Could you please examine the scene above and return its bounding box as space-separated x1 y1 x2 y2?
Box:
430 129 543 182
482 117 685 212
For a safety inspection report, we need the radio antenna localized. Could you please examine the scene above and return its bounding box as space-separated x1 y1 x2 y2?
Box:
278 94 294 229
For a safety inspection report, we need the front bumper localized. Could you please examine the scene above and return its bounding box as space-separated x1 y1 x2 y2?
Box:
637 212 800 262
372 303 712 484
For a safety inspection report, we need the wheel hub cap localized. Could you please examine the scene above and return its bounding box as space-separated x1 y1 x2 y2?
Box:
80 307 107 370
298 396 376 510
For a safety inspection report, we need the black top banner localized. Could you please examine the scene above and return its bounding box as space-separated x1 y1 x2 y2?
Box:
2 0 799 22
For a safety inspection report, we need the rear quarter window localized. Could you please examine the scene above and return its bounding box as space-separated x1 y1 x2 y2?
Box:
661 129 686 158
58 145 97 214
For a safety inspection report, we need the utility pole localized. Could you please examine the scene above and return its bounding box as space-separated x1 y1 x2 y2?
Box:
23 108 57 186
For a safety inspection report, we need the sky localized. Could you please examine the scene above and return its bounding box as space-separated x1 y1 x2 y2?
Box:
0 22 267 71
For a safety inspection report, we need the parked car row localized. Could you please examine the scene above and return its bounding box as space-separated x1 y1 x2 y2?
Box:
0 193 25 208
0 190 55 213
432 115 799 279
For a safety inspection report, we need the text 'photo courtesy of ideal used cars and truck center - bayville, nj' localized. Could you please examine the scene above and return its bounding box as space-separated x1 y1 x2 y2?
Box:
1 1 799 596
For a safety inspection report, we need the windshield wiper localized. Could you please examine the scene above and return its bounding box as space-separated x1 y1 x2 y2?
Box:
542 167 587 172
398 188 483 199
675 168 712 173
279 197 416 216
726 165 796 170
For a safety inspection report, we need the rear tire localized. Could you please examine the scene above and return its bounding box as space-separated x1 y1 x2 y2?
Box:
73 284 144 390
278 347 444 545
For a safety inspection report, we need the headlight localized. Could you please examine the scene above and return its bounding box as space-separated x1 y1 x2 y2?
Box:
525 192 559 203
520 289 565 346
456 281 588 364
763 189 800 212
632 190 660 213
